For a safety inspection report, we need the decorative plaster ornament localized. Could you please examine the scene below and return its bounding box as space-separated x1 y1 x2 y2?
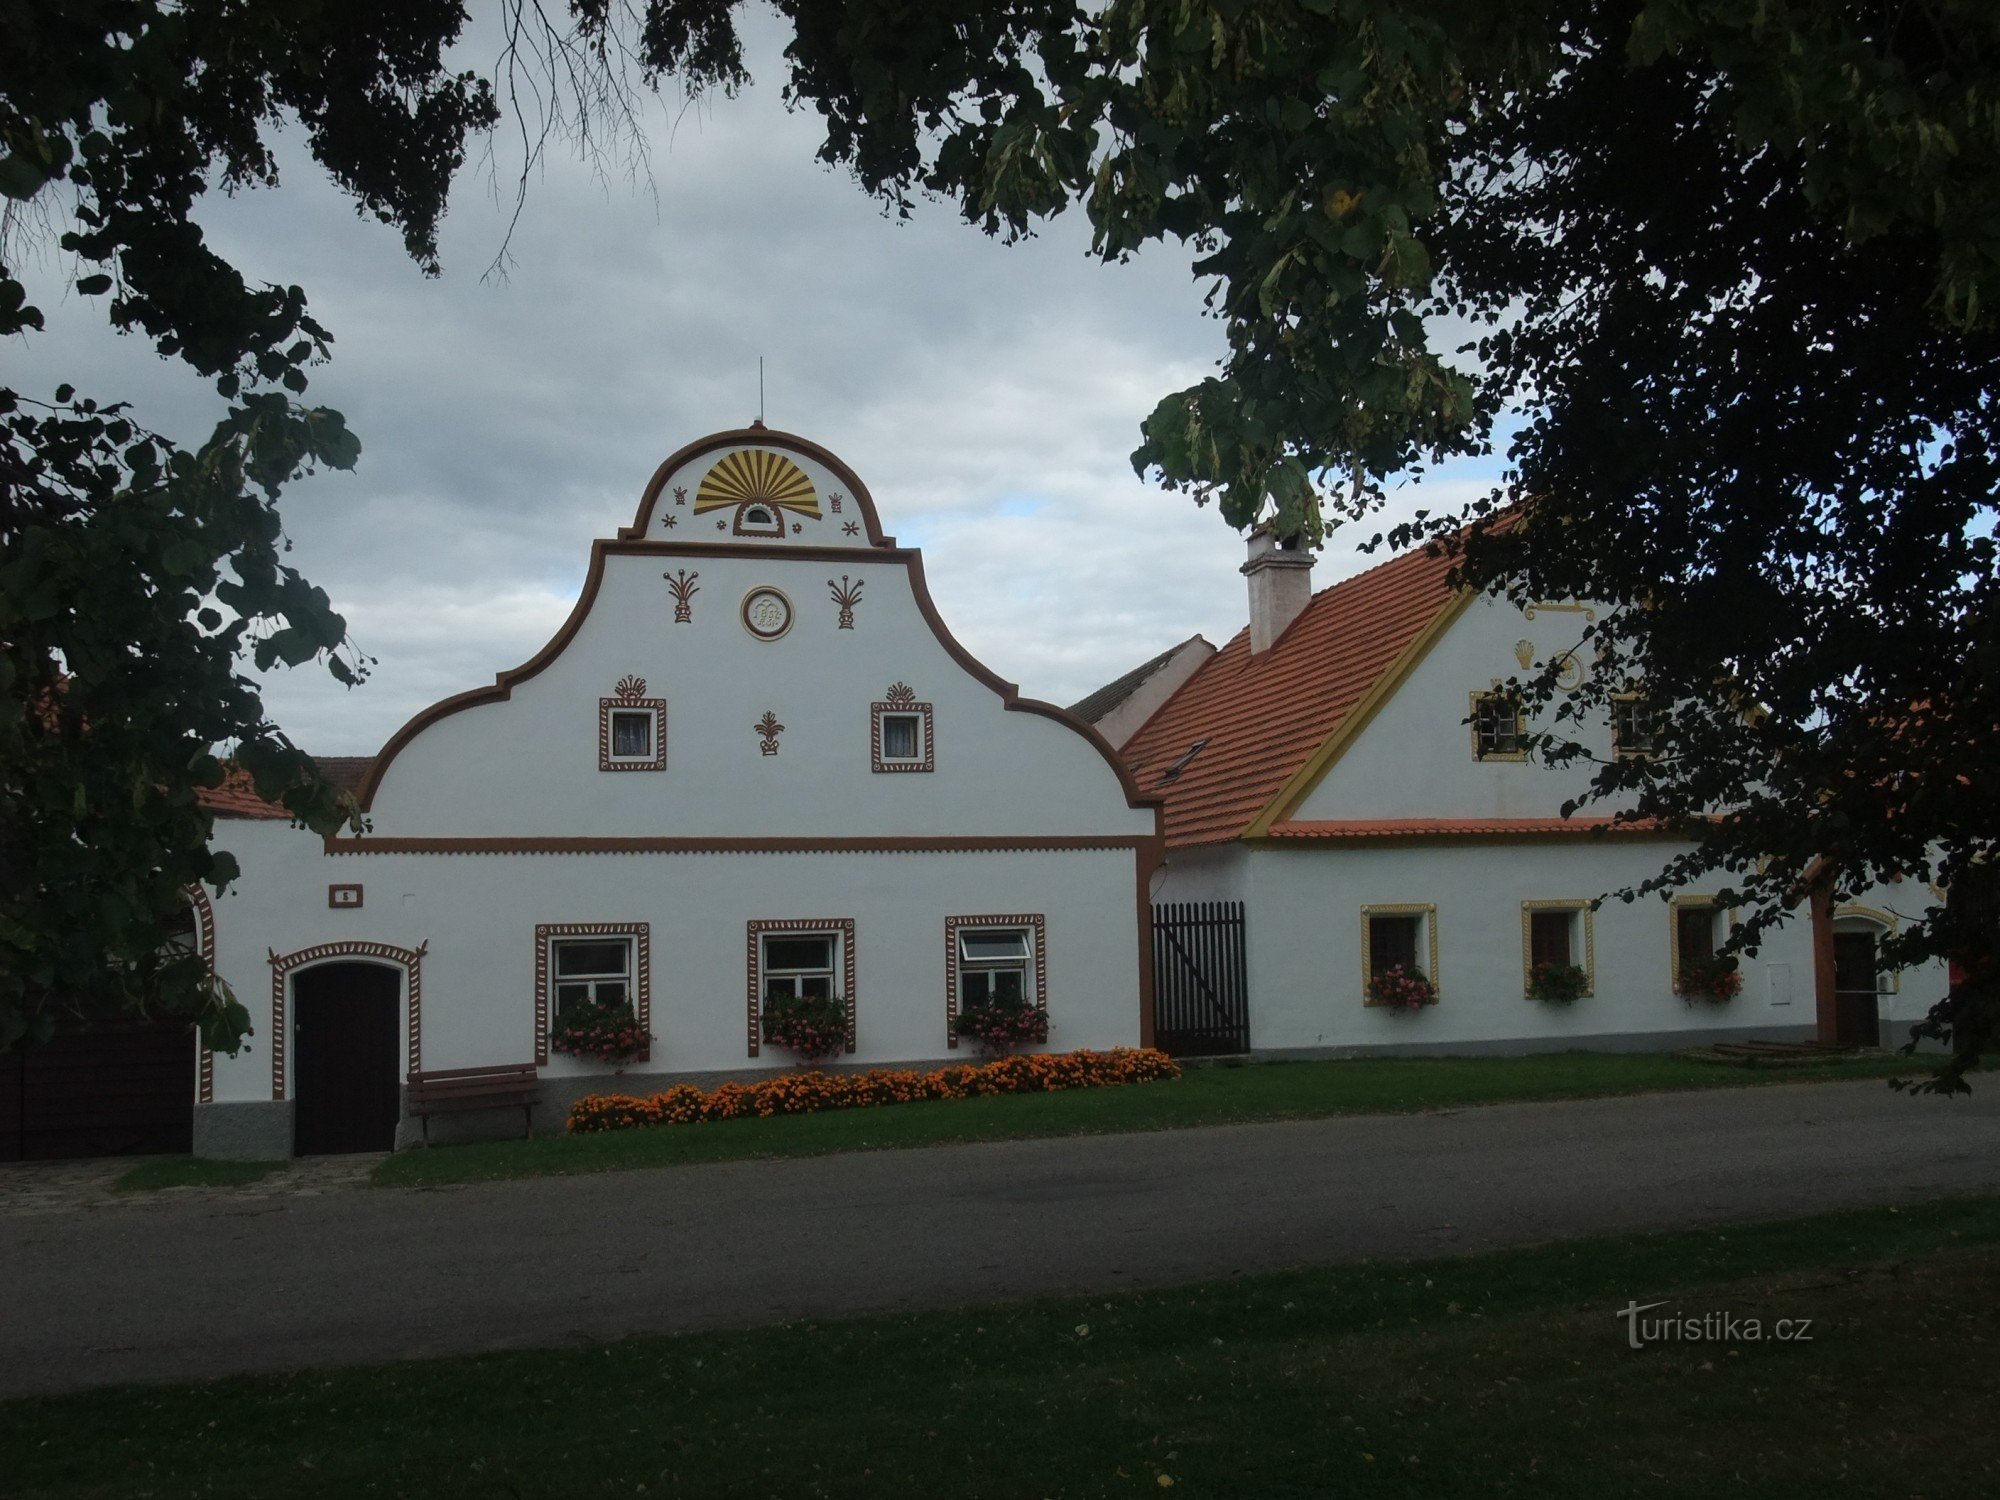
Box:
1514 638 1535 669
755 711 785 756
663 569 700 624
829 576 865 629
741 586 794 641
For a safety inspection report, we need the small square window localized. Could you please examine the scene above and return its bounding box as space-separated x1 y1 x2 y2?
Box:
610 710 653 759
872 696 934 772
881 713 921 761
763 933 837 1000
550 937 633 1020
1613 696 1660 759
1471 690 1525 759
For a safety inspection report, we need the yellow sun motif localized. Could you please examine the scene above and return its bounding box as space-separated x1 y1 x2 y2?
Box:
693 448 820 518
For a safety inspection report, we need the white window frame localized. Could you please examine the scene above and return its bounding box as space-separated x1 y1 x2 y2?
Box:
1469 687 1527 762
760 932 839 1001
550 936 635 1019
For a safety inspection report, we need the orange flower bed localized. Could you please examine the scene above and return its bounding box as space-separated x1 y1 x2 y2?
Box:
568 1047 1180 1134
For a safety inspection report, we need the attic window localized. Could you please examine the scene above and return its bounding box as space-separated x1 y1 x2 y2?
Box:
1158 739 1209 784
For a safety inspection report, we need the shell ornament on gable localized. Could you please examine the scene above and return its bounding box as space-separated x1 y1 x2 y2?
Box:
694 449 820 520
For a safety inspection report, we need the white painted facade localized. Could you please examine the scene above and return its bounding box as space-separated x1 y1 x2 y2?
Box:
1148 584 1951 1054
197 429 1159 1154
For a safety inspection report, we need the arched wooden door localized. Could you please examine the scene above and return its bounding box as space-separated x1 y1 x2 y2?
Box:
292 962 401 1154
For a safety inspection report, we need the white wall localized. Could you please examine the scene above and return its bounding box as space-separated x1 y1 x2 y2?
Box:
1294 595 1620 822
203 820 1144 1101
368 544 1152 839
1155 837 1825 1050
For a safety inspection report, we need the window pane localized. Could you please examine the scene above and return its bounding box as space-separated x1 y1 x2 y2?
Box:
990 967 1025 1002
594 980 627 1008
555 982 593 1015
962 970 992 1004
800 975 833 1000
611 710 652 758
1530 910 1572 968
1476 693 1521 756
1369 914 1421 975
555 940 630 978
765 936 833 972
1677 906 1716 962
882 714 920 759
960 929 1030 961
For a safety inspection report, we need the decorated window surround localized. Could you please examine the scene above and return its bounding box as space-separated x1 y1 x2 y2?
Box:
1520 899 1595 998
1360 903 1439 1005
1667 895 1738 990
185 884 217 1104
871 683 935 773
535 922 651 1066
1610 692 1660 760
944 913 1047 1049
745 918 856 1058
1468 686 1527 762
267 940 427 1101
599 676 666 772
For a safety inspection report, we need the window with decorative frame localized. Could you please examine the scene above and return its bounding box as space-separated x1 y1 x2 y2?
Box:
871 683 934 772
1521 900 1594 998
745 918 856 1057
534 922 651 1065
1668 895 1738 991
1360 903 1439 1004
599 676 667 771
945 915 1047 1048
1469 688 1526 761
1612 694 1661 759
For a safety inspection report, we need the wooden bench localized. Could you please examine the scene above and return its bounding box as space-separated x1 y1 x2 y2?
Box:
406 1064 542 1144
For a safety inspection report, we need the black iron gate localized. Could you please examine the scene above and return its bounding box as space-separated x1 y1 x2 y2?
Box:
1150 901 1249 1056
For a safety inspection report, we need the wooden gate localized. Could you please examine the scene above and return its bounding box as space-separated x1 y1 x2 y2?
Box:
0 1017 195 1161
1150 901 1249 1056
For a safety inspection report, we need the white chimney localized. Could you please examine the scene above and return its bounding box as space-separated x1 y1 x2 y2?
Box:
1241 530 1314 653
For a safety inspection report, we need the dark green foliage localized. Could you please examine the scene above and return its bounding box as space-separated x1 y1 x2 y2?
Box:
1 2 495 1052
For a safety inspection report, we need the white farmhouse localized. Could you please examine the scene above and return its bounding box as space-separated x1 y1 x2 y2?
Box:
189 427 1161 1159
1087 531 1947 1057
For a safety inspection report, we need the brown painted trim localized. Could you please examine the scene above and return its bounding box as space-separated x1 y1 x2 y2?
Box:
900 549 1163 818
871 697 935 773
944 913 1047 1049
746 918 857 1058
188 885 216 1105
266 939 427 1101
599 691 668 772
324 835 1149 855
535 922 652 1067
625 428 892 546
327 883 364 909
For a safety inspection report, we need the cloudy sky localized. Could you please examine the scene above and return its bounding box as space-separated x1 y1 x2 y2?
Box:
15 5 1503 757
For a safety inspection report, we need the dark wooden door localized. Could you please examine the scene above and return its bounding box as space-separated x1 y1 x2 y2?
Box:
1832 931 1882 1048
293 962 400 1155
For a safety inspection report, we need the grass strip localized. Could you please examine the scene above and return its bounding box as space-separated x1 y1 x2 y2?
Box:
6 1193 1997 1498
375 1048 1923 1188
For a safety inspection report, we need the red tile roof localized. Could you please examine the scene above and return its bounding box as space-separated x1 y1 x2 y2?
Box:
1122 541 1464 848
198 766 292 820
1264 817 1675 841
197 756 374 820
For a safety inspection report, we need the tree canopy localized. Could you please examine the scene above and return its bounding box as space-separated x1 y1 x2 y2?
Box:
5 1 1996 1083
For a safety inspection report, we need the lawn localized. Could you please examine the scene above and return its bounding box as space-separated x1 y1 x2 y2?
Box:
6 1194 1998 1498
373 1048 1926 1187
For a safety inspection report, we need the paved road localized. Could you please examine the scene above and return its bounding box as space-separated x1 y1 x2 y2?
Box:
4 1078 1997 1397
